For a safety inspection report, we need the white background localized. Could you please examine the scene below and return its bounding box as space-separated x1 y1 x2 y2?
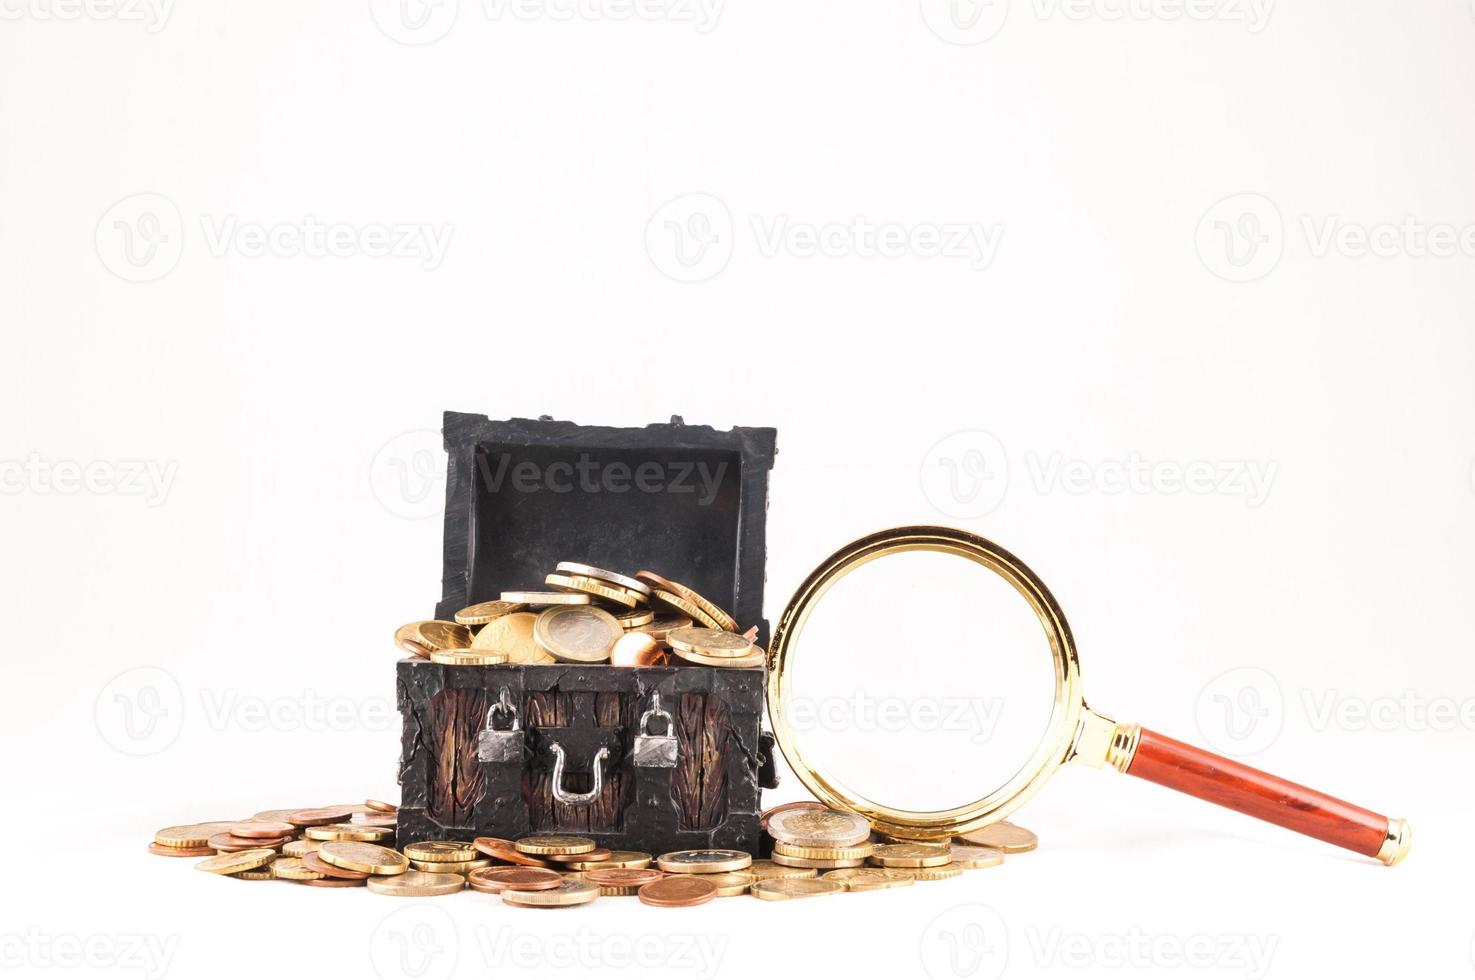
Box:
3 0 1472 977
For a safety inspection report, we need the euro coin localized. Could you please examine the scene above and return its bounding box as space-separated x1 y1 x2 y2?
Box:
367 870 465 897
148 842 215 857
554 562 651 596
759 801 827 832
671 645 764 669
502 879 600 907
869 843 952 868
499 590 591 606
638 876 716 908
318 841 408 876
911 863 964 881
649 589 723 630
196 848 277 875
229 820 295 839
209 832 289 851
269 857 323 881
636 572 737 632
771 840 874 861
473 837 551 867
365 799 398 813
751 878 844 901
394 623 433 657
230 869 274 880
956 820 1038 853
583 868 664 896
453 600 525 625
633 614 693 641
949 845 1005 869
534 605 622 663
516 836 596 856
822 868 916 891
666 627 752 658
403 840 477 863
281 840 321 857
472 611 553 664
691 872 754 897
615 607 654 629
293 876 366 888
305 823 393 842
766 808 871 848
287 806 356 827
768 852 865 869
301 851 370 880
428 647 509 666
409 858 489 874
154 822 240 848
417 620 475 651
559 850 652 871
656 849 752 874
544 573 642 610
745 859 818 882
468 867 564 894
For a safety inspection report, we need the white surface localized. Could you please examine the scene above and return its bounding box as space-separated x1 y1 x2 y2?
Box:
3 1 1472 978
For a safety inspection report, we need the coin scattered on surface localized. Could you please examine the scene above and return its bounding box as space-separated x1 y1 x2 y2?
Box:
471 612 554 665
474 837 551 867
516 836 596 857
869 843 953 868
468 867 565 893
294 875 367 888
559 850 652 871
766 808 872 848
154 822 240 848
230 820 296 839
318 841 408 876
910 863 965 881
745 859 819 882
282 840 321 858
364 799 398 814
368 870 465 897
269 857 323 881
287 806 357 827
534 605 622 663
956 820 1038 853
751 878 844 901
502 879 600 907
691 872 754 897
772 840 874 861
582 868 665 896
759 801 828 832
403 840 477 863
409 858 489 875
768 852 866 869
300 850 370 879
305 823 393 842
148 842 216 857
656 849 753 874
196 848 278 875
821 868 916 891
454 600 526 626
948 845 1005 869
638 875 717 908
499 590 592 607
208 832 289 851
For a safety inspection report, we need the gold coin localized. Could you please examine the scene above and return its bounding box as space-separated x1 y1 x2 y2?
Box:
751 878 844 901
501 878 600 907
417 620 474 651
554 562 652 596
633 614 692 641
766 808 871 848
649 589 723 630
270 857 323 881
822 868 916 891
956 820 1038 853
745 860 818 882
499 590 591 606
869 843 953 868
615 607 655 629
637 572 738 632
305 823 393 842
409 858 490 875
454 600 526 625
666 627 752 658
771 840 874 861
367 870 466 896
533 605 622 663
948 845 1005 869
911 863 965 881
281 839 321 857
393 623 433 657
230 869 275 880
472 612 554 664
544 573 642 610
560 850 652 871
671 645 764 669
656 849 753 874
768 852 866 869
516 836 596 856
691 872 754 897
195 848 278 875
318 841 408 876
402 840 477 863
154 822 240 848
428 647 510 666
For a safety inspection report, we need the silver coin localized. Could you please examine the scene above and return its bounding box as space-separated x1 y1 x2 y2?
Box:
534 605 621 663
555 562 652 596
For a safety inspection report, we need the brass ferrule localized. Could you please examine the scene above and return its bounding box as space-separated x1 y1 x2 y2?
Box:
1105 723 1142 774
1376 818 1412 866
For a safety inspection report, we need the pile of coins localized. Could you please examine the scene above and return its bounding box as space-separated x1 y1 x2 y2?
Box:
393 563 764 669
156 797 1037 904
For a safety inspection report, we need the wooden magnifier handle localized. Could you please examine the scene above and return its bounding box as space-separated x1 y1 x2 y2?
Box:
1116 726 1410 864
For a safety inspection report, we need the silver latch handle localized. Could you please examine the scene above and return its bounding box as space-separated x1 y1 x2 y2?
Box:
549 743 609 806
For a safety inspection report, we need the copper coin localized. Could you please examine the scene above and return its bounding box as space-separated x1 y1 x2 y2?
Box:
350 811 399 827
468 867 564 893
759 800 828 832
637 875 717 908
208 832 289 851
251 809 308 823
473 837 551 867
550 847 611 864
634 614 693 642
287 806 357 827
294 876 367 888
301 851 372 880
148 842 215 857
585 869 664 889
230 821 295 839
365 799 398 814
609 632 668 667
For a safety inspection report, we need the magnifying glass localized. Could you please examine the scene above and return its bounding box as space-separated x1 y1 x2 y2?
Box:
766 526 1410 865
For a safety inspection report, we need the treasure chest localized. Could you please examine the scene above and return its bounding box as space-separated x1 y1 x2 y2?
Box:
395 412 779 854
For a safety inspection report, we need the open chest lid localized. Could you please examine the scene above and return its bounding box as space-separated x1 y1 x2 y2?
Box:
434 412 778 644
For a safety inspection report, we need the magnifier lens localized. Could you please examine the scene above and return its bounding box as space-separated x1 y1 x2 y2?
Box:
780 549 1059 814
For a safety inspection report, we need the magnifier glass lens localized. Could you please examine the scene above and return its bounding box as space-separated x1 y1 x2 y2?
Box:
781 549 1058 813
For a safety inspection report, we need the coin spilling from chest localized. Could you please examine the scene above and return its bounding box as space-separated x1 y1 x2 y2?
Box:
555 562 653 596
545 573 644 609
415 620 475 651
454 600 526 625
666 627 752 658
534 605 622 663
471 611 553 664
609 631 668 667
499 590 592 607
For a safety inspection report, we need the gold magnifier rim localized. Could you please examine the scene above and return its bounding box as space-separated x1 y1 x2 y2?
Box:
765 525 1084 840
